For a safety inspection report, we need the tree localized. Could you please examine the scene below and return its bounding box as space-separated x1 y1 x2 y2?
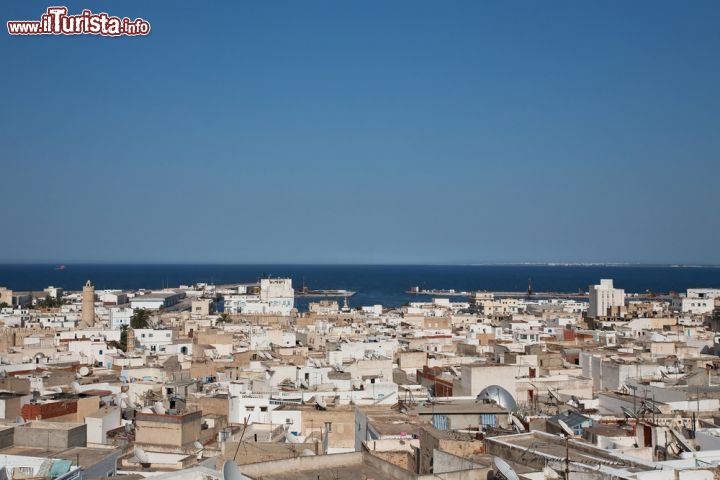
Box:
36 295 63 309
119 325 128 351
0 302 9 309
107 325 129 352
130 309 151 329
216 312 232 324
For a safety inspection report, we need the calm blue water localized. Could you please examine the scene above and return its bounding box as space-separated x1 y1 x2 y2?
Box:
0 264 718 310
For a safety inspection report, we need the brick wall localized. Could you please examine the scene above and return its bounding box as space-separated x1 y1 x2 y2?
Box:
22 400 77 420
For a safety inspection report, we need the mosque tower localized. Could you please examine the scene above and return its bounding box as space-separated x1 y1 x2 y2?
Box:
81 280 95 327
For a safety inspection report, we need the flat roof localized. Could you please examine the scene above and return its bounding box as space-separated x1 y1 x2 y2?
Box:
19 421 85 430
415 400 508 415
0 446 120 467
239 452 408 480
0 392 26 399
487 431 656 471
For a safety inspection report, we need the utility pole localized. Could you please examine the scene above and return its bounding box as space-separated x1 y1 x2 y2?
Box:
565 434 570 480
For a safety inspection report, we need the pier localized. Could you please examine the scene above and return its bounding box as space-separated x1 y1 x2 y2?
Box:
406 289 672 301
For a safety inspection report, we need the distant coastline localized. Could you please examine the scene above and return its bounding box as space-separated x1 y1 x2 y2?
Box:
0 263 718 310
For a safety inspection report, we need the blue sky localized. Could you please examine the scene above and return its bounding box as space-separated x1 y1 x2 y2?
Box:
1 1 719 264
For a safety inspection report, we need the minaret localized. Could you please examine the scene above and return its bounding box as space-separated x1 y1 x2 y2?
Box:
81 280 95 327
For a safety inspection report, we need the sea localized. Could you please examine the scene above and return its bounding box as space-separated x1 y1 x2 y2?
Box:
0 264 719 311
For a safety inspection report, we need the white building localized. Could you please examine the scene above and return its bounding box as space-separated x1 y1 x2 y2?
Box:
687 288 720 299
109 306 134 329
42 286 64 299
133 328 174 351
98 290 128 305
588 279 625 318
67 339 110 366
85 406 122 446
673 297 715 314
130 291 184 310
223 278 294 315
672 288 720 314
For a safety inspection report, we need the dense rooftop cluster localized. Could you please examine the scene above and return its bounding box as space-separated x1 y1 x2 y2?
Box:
0 279 719 479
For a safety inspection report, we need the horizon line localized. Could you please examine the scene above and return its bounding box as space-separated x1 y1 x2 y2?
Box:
0 261 718 268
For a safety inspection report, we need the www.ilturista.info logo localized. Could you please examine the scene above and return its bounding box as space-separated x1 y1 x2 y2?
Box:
7 7 150 36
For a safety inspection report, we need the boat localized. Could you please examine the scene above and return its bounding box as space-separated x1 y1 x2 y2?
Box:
54 265 65 271
295 286 356 297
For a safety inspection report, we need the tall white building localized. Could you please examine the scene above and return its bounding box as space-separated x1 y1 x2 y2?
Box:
588 279 625 318
224 278 294 315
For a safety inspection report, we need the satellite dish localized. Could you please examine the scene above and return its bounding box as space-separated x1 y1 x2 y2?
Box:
621 406 638 420
547 388 561 403
644 400 662 414
71 382 82 394
15 416 25 424
301 448 316 456
141 407 154 414
557 419 574 437
193 440 204 459
134 446 150 464
222 460 251 480
78 366 90 377
314 394 327 410
284 427 300 444
493 457 520 480
153 401 165 414
508 413 526 433
543 465 560 479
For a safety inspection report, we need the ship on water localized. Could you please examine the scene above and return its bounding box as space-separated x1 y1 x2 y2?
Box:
295 284 356 297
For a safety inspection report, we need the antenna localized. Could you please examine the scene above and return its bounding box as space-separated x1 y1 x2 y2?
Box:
556 421 573 480
558 419 574 438
493 457 520 480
